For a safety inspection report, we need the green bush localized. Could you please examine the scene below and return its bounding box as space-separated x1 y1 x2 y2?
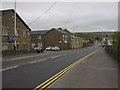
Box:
112 32 120 49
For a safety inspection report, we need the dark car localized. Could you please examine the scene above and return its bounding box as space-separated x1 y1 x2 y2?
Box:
101 43 106 48
34 47 44 53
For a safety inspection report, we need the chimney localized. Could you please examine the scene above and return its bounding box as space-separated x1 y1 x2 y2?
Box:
58 28 62 30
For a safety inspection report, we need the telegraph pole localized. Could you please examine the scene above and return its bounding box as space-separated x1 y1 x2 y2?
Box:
14 0 17 50
102 28 103 40
73 26 75 49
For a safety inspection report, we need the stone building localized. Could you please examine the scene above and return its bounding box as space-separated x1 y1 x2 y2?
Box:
44 28 71 50
30 30 49 49
70 35 83 49
1 9 31 56
30 28 84 50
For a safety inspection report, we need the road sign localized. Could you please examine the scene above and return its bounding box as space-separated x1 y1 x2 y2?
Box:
8 37 15 43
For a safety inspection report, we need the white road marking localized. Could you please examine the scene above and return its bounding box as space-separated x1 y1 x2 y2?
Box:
29 59 47 64
51 55 60 59
0 66 19 72
62 54 67 56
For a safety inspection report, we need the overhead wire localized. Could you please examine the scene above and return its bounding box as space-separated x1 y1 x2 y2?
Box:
28 1 58 25
64 2 79 29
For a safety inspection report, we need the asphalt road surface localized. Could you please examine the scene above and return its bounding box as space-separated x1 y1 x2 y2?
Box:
2 42 108 88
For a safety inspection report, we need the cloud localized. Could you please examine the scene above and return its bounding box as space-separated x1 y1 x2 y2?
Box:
1 2 118 32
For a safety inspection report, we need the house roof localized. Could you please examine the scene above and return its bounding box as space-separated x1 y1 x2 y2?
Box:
0 9 31 31
70 35 83 39
30 30 49 35
30 28 71 35
63 29 72 34
51 28 70 34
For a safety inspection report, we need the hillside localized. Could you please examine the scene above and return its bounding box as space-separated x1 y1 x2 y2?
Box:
74 32 114 41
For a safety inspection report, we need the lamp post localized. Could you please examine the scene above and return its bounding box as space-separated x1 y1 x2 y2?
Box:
73 25 78 49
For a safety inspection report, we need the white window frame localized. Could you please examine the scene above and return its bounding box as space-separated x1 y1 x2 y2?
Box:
2 45 8 50
23 31 26 37
2 27 8 35
27 32 30 36
38 35 42 39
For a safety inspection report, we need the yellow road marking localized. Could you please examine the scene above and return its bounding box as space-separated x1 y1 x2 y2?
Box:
2 48 83 62
2 53 47 62
34 49 99 90
2 50 71 62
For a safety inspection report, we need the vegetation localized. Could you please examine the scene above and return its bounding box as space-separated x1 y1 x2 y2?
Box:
74 32 113 42
112 32 120 49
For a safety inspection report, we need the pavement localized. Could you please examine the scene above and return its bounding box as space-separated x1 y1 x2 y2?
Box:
49 48 118 88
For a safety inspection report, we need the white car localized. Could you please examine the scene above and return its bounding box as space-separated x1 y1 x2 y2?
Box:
51 46 60 51
46 46 52 51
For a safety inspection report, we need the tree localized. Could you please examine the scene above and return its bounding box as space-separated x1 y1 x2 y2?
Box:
112 32 120 49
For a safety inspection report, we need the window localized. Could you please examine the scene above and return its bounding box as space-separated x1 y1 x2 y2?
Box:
27 32 30 36
2 27 8 35
38 35 41 39
23 31 26 37
22 44 27 49
2 45 8 50
38 43 42 47
31 43 35 48
64 41 67 43
63 35 65 40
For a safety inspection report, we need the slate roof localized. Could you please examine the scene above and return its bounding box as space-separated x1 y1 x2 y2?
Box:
51 28 70 34
30 28 71 35
30 30 49 35
70 35 84 39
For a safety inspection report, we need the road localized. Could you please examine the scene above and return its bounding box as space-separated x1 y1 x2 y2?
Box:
2 42 114 89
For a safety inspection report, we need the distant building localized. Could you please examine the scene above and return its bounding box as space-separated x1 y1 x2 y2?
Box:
70 35 83 49
44 28 71 50
30 30 49 49
1 9 31 56
103 37 113 46
30 28 84 50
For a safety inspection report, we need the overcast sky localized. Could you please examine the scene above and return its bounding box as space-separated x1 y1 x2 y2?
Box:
1 2 118 32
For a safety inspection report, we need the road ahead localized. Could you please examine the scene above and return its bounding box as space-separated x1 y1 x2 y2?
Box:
2 43 106 88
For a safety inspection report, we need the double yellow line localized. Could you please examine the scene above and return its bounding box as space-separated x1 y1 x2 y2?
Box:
34 49 99 90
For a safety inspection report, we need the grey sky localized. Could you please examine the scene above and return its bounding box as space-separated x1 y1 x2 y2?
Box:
1 2 118 32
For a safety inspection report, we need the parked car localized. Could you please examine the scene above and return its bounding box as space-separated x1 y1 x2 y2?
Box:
46 46 52 51
101 43 105 48
55 46 60 51
34 47 44 53
51 46 60 51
